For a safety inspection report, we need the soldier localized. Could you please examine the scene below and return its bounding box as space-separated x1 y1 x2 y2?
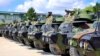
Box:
41 12 54 39
59 10 75 39
45 12 53 24
41 12 54 37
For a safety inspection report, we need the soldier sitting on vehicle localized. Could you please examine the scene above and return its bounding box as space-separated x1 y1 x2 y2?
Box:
59 10 75 39
41 12 54 37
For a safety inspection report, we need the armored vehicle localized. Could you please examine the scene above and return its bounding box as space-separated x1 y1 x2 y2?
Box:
33 24 44 49
27 21 38 47
48 10 75 55
7 23 15 40
27 16 45 48
33 12 55 52
69 11 100 56
49 20 90 55
32 18 47 50
4 24 12 38
12 23 19 41
16 22 23 42
49 10 93 55
69 21 100 56
17 22 28 45
0 24 5 37
3 24 8 38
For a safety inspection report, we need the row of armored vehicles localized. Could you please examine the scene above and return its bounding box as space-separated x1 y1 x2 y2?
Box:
0 11 100 56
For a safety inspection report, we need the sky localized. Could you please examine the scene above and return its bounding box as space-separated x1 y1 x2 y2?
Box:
0 0 100 14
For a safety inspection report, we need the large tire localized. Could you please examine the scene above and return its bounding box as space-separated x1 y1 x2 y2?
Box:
29 42 35 48
17 37 22 43
34 40 44 49
21 39 26 45
23 38 32 46
0 33 2 37
49 44 62 55
69 46 80 56
28 39 35 48
43 44 50 52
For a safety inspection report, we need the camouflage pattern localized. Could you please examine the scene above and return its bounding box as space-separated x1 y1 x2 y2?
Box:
33 17 54 50
45 16 53 24
69 21 100 56
33 12 54 51
49 11 76 55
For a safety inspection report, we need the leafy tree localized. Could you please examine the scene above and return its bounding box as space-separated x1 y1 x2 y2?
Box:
26 7 37 21
93 3 100 19
82 3 100 13
93 3 100 13
83 6 94 12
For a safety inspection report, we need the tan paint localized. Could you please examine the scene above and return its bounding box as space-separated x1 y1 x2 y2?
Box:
45 16 53 24
74 29 95 40
64 13 75 23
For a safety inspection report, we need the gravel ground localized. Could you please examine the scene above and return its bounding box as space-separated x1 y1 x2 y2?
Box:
0 37 60 56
